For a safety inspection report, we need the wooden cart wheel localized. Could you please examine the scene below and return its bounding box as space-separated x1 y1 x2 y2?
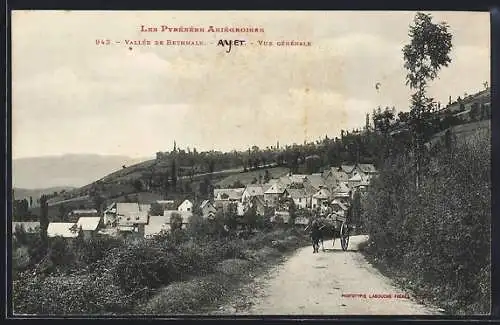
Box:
340 222 350 251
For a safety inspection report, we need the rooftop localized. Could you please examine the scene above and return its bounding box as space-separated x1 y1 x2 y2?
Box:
47 222 79 238
76 216 101 231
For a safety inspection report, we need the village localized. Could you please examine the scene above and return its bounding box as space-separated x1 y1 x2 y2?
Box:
13 162 378 242
12 85 492 243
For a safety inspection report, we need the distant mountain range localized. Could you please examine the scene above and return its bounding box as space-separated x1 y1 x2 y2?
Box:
12 154 150 189
13 187 77 202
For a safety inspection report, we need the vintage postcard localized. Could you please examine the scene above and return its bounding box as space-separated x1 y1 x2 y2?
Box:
11 10 491 316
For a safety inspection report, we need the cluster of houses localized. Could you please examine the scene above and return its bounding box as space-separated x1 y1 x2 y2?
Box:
214 162 377 225
12 162 377 241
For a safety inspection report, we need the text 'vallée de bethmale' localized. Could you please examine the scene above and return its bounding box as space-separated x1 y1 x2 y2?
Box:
94 25 311 53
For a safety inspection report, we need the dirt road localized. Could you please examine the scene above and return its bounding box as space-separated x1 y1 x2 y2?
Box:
213 235 443 315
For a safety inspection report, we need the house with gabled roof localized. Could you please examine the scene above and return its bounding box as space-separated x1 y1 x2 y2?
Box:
144 214 172 238
214 188 245 213
287 188 310 209
357 163 378 175
76 216 103 241
104 202 151 236
241 184 264 203
305 174 326 192
348 173 364 189
331 199 349 217
12 222 40 235
178 199 193 213
288 174 308 184
339 164 356 176
200 200 217 218
312 187 332 213
324 169 350 187
214 188 245 201
264 182 288 207
248 195 266 216
47 222 80 239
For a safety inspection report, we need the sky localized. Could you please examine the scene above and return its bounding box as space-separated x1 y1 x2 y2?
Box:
11 11 490 159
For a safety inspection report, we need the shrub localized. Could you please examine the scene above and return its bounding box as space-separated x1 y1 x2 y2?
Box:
13 246 31 272
170 212 183 231
141 275 227 314
13 272 133 315
362 132 491 314
47 237 75 271
74 235 123 267
173 240 218 276
108 240 180 293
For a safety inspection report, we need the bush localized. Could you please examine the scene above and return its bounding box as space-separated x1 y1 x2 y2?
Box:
362 132 491 314
13 272 133 315
214 259 251 277
173 240 218 276
13 216 310 315
141 275 227 314
47 237 75 271
13 246 31 272
74 235 123 268
107 240 180 293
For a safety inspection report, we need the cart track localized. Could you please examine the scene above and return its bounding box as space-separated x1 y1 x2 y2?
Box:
211 235 443 315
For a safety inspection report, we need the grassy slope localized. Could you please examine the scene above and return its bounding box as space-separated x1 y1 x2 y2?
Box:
215 167 289 187
361 123 491 315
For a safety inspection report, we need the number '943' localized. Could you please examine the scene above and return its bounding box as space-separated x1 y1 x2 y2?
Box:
96 39 111 45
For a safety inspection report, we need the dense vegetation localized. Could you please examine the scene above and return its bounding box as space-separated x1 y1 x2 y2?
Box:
12 216 309 315
359 12 490 314
361 128 490 314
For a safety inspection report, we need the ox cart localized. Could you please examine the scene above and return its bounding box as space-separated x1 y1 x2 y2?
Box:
321 213 350 251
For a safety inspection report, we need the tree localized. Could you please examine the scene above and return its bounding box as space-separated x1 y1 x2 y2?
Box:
403 12 453 188
39 195 49 247
92 194 105 214
13 199 29 220
398 111 411 124
58 205 68 222
350 191 362 227
132 179 143 192
171 159 178 190
162 171 170 198
288 199 297 225
170 212 183 231
243 204 258 231
150 202 164 216
469 102 481 121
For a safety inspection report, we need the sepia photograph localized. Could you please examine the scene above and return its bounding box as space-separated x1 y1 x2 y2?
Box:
10 10 491 316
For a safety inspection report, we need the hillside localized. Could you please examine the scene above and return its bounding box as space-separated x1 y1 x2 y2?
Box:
13 154 150 189
425 119 490 150
13 187 76 203
216 167 289 187
26 115 490 217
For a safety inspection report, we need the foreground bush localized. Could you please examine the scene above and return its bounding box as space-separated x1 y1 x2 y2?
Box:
362 132 491 314
140 275 227 314
107 240 180 293
13 272 133 315
13 225 310 315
